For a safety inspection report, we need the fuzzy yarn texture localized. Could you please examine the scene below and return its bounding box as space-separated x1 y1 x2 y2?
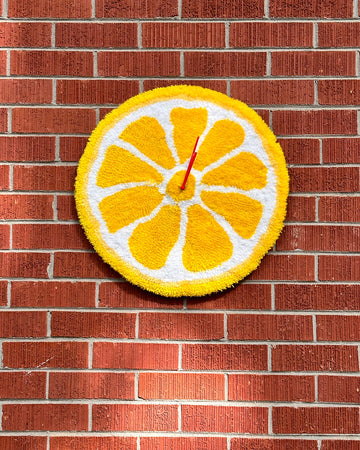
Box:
75 85 289 297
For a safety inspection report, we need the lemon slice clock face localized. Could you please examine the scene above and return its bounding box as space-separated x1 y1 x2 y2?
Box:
75 86 289 297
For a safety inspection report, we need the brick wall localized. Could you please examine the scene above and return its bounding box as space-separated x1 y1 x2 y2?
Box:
0 0 360 448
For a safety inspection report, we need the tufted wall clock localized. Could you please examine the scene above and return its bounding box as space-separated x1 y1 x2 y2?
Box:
75 85 289 297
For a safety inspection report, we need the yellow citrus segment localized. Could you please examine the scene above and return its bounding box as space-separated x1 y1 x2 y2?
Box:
183 204 233 272
119 116 176 170
201 191 263 239
194 119 245 170
170 107 208 163
129 205 181 270
201 152 267 190
99 186 164 234
96 145 163 188
166 171 196 202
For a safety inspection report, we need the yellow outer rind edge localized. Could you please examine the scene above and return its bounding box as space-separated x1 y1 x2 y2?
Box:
75 85 289 298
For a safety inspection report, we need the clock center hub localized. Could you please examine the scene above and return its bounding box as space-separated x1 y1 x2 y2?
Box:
166 170 196 202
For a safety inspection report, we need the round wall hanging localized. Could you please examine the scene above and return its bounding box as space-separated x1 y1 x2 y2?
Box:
75 85 289 297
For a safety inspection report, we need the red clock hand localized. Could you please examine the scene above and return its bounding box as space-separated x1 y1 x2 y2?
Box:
181 136 199 190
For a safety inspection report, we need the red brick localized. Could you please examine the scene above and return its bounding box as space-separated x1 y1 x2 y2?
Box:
231 80 314 105
2 404 88 431
96 0 178 18
0 136 55 162
289 167 359 192
273 110 357 136
0 22 51 47
182 344 267 370
187 284 271 310
93 404 178 431
13 165 76 192
60 136 88 162
182 405 267 433
229 374 315 402
255 109 270 124
230 22 313 47
98 51 180 77
185 51 266 77
228 314 313 341
182 0 263 18
319 80 360 105
270 0 352 17
272 51 355 76
139 312 224 340
93 342 178 370
11 51 93 76
49 372 135 399
0 311 46 337
0 109 8 133
57 80 139 105
323 138 360 163
0 224 10 248
272 345 359 372
56 22 137 48
0 437 47 450
54 252 119 279
319 197 360 222
11 281 96 308
273 407 359 434
0 253 50 278
51 437 137 450
99 281 182 309
99 107 114 120
0 280 7 306
143 79 228 93
141 438 227 450
317 316 360 341
51 311 136 338
319 23 360 47
0 51 6 75
0 372 46 398
286 196 316 222
231 439 318 450
319 376 360 403
0 194 53 219
276 284 360 311
322 442 360 450
3 341 88 368
143 22 225 48
0 165 9 189
277 225 360 252
13 108 96 134
8 0 91 18
12 224 89 250
139 373 225 400
278 138 320 164
319 256 360 281
0 79 52 104
248 255 315 281
56 195 78 220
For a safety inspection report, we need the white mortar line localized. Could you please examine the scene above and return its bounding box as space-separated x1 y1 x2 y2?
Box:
47 310 51 337
180 51 185 77
268 405 273 434
271 284 275 310
354 0 359 17
88 340 93 369
0 341 3 368
46 371 49 400
138 22 142 49
225 22 230 48
91 0 96 18
313 22 318 48
6 281 10 307
51 22 55 48
88 403 92 431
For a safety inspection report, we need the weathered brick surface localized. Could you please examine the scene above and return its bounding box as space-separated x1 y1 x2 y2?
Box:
1 0 360 443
